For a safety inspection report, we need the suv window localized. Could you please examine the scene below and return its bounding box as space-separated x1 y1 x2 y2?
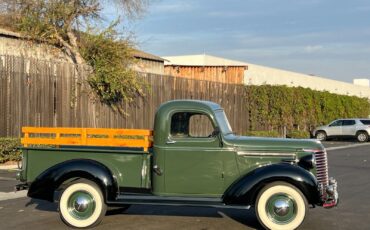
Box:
342 120 356 126
171 112 215 138
360 120 370 125
329 120 343 127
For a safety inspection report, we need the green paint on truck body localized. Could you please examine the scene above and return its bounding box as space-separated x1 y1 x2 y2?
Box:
19 100 323 197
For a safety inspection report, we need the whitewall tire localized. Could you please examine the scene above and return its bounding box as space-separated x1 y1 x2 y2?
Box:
255 182 308 230
59 180 107 228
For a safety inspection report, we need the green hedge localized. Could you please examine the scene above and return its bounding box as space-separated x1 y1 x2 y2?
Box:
287 130 311 139
0 138 21 163
246 85 370 132
245 130 281 138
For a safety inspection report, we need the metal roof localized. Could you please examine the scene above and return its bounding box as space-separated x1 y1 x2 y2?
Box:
0 28 163 63
0 28 21 38
163 54 248 67
133 49 165 62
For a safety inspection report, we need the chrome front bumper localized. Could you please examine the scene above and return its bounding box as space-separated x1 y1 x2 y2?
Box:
321 177 339 208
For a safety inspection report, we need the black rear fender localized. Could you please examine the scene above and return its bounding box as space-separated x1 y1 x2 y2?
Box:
27 159 118 202
223 163 321 206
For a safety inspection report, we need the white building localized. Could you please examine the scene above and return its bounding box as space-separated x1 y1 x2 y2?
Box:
353 79 370 87
163 54 370 99
245 62 370 99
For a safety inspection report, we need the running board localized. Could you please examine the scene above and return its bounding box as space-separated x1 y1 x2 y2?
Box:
107 193 250 210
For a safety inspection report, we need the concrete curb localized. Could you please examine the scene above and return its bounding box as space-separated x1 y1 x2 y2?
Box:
0 164 18 170
0 190 27 201
326 142 370 151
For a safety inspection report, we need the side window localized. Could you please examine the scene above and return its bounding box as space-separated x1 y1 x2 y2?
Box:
342 120 355 126
189 114 214 138
170 112 215 138
360 120 370 125
330 120 343 127
171 112 190 137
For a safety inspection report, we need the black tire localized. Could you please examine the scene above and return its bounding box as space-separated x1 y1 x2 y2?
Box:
315 131 327 141
356 131 369 143
255 182 308 230
59 180 107 228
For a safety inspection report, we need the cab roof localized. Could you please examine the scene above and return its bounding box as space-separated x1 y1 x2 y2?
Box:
157 100 222 112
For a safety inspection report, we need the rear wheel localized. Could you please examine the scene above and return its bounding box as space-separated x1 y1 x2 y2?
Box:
59 180 107 228
255 182 308 230
315 131 327 141
356 131 369 142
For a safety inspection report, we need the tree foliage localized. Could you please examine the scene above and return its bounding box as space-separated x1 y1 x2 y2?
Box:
0 0 148 113
246 85 370 132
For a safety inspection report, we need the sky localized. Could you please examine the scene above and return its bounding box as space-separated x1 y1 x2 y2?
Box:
106 0 370 83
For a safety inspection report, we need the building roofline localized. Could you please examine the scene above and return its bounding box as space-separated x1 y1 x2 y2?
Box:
163 54 248 67
0 28 22 39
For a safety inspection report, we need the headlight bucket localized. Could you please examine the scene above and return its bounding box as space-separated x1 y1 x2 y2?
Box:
298 154 316 170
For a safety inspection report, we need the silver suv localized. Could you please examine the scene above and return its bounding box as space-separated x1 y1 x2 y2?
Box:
313 119 370 142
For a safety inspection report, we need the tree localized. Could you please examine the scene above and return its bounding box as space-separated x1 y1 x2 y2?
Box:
0 0 148 113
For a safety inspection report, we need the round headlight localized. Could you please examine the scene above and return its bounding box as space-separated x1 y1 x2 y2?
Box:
298 154 316 170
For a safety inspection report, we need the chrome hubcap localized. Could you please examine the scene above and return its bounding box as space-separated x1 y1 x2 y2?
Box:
67 190 95 220
266 193 297 224
358 134 366 142
74 196 90 212
317 133 325 140
273 199 290 216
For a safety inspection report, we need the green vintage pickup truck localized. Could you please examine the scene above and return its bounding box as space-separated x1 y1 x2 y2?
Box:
16 100 338 229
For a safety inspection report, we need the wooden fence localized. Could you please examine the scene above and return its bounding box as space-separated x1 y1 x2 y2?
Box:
0 55 249 137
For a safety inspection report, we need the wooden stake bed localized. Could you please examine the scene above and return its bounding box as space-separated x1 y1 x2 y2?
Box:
21 127 153 151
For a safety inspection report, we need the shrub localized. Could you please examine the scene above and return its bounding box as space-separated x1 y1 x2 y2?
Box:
0 138 21 163
245 130 281 138
245 85 370 132
287 130 311 139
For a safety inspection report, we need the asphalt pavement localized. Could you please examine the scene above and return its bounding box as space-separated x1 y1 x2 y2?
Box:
0 142 369 229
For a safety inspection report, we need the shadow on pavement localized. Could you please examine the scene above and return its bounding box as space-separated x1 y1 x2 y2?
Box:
25 198 58 212
111 205 263 230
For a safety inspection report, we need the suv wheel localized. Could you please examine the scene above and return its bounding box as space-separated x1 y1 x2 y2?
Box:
356 131 369 143
255 182 308 230
315 131 327 141
59 180 107 228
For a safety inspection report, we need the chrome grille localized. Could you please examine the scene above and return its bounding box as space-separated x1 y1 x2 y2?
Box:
315 150 329 186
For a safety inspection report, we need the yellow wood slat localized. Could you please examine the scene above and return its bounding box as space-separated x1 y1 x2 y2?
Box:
21 137 82 145
86 138 151 147
22 127 84 134
21 137 153 147
21 127 153 150
85 128 153 136
22 127 153 136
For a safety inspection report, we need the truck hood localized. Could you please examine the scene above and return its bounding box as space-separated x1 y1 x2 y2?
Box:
223 134 324 152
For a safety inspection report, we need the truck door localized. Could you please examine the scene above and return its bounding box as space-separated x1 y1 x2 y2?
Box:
163 112 225 196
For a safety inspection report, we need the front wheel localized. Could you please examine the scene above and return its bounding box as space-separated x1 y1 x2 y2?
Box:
255 182 308 230
356 131 369 143
315 131 327 141
59 180 107 228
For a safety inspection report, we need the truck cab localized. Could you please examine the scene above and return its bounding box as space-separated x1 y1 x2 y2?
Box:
16 100 338 229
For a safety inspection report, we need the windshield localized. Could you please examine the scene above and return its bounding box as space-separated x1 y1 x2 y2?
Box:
215 110 233 135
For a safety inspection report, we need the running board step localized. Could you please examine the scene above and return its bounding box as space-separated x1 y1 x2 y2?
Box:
107 194 250 209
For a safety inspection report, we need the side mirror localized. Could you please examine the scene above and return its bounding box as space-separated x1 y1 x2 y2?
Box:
213 127 224 147
211 127 221 137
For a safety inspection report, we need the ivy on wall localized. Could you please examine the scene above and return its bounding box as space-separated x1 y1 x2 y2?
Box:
245 85 370 132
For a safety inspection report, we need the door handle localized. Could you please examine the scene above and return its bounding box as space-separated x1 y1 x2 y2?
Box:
153 165 163 175
166 140 176 144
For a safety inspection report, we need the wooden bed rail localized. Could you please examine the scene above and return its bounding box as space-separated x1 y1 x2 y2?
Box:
21 127 153 151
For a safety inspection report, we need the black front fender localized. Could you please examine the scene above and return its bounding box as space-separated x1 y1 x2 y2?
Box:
28 159 118 202
223 163 321 206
